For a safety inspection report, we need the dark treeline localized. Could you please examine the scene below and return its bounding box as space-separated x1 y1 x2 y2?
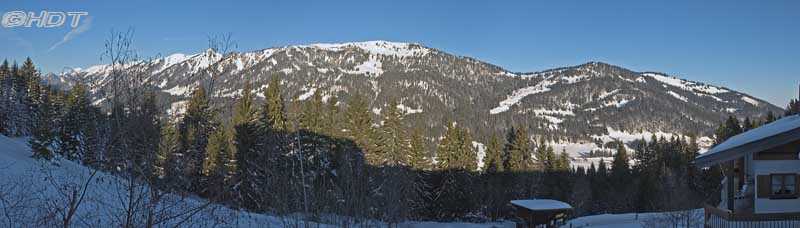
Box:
1 57 795 224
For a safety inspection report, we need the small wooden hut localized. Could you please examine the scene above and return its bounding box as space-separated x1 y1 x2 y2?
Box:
510 199 573 228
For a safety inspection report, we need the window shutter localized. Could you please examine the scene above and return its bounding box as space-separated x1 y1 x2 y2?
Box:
797 174 800 195
757 175 770 198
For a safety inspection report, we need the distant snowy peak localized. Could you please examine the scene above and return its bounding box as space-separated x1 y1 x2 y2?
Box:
300 40 431 57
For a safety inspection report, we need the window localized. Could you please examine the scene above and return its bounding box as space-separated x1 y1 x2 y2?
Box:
770 174 797 198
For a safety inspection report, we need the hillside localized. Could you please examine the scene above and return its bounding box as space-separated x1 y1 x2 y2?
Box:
54 41 784 164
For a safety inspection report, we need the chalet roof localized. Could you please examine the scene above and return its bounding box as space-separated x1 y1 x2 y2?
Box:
510 199 572 211
695 114 800 167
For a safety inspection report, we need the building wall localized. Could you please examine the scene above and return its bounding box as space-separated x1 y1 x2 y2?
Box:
753 160 800 213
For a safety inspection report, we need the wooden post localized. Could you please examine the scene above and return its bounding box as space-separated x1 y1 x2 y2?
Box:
726 160 735 212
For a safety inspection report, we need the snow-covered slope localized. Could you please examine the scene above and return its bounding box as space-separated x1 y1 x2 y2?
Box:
0 135 316 227
0 135 515 227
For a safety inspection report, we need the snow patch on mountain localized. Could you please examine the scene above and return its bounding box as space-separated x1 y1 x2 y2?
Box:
472 141 486 170
297 87 317 101
346 56 383 76
524 108 575 116
397 104 423 114
154 53 194 75
667 91 688 102
168 100 189 116
490 78 557 114
742 96 760 106
643 72 730 95
305 41 430 57
163 84 195 96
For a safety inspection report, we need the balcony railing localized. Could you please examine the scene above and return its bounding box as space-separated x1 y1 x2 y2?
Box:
704 204 800 228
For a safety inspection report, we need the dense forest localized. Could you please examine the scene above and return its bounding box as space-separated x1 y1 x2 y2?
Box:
2 55 799 226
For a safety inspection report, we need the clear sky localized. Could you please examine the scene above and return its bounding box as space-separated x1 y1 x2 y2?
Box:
1 0 798 107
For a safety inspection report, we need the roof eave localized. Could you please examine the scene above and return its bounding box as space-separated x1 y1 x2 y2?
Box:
694 127 800 168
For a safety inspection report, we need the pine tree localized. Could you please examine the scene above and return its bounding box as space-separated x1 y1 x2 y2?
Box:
611 141 630 180
58 83 93 161
157 122 178 180
30 89 54 160
345 93 375 159
0 60 9 135
787 97 800 116
177 87 217 192
376 100 409 165
300 90 324 133
742 117 754 131
431 121 476 218
535 138 555 171
233 81 265 207
260 76 286 131
142 93 162 173
764 111 776 124
322 94 341 137
714 116 742 145
484 133 504 173
408 122 430 170
202 125 233 198
556 149 570 171
505 126 532 171
436 122 476 171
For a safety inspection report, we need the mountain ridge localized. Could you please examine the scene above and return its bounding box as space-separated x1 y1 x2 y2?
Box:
52 40 784 165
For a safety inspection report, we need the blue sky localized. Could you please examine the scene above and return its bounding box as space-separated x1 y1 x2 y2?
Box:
1 0 798 106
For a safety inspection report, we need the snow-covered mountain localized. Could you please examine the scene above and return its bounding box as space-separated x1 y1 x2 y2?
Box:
54 40 784 160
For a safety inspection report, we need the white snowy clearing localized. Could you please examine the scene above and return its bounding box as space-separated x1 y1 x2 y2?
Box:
490 78 557 114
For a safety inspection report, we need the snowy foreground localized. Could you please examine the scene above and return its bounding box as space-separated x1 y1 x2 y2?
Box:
1 135 706 227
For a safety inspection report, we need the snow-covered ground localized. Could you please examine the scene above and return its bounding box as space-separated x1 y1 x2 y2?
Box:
563 209 704 228
0 135 515 227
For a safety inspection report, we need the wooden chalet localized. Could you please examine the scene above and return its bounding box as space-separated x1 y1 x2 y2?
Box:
695 114 800 227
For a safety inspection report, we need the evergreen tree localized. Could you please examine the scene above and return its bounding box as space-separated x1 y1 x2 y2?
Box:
407 123 431 170
764 111 776 124
535 139 555 171
177 87 217 192
376 100 409 165
58 83 94 161
29 89 55 160
345 93 375 160
556 149 570 171
300 90 324 133
610 141 630 180
260 75 287 131
484 134 504 173
787 97 800 116
430 121 476 218
714 116 742 145
202 125 233 198
0 60 9 135
157 122 178 180
436 122 476 171
234 81 265 207
505 126 532 171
